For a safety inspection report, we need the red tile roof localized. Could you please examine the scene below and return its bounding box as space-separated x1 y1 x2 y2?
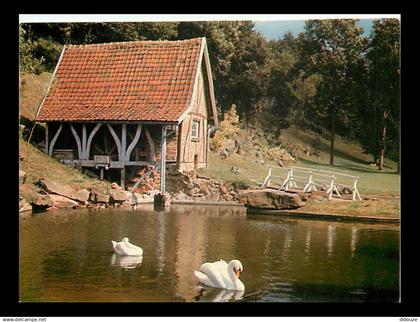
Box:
37 38 205 123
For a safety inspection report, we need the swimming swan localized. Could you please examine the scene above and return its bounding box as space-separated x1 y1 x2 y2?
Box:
111 237 143 256
194 259 245 291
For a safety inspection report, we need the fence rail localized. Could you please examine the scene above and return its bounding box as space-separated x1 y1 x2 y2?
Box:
261 165 362 201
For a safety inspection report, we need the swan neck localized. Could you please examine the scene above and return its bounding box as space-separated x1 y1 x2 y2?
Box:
227 262 237 281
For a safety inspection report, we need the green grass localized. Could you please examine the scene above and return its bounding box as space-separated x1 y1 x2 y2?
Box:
199 126 400 196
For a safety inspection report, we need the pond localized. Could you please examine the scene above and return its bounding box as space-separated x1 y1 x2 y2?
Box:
19 205 400 302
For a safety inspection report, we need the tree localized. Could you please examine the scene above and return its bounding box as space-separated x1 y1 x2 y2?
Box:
365 19 400 171
177 21 272 120
300 19 368 165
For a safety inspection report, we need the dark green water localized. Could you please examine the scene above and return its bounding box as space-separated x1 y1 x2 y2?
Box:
19 205 399 302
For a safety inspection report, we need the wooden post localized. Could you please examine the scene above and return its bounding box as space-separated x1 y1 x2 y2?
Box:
82 123 87 160
48 123 63 156
69 123 82 160
160 125 167 193
261 166 272 189
120 123 127 189
86 123 102 160
45 123 49 154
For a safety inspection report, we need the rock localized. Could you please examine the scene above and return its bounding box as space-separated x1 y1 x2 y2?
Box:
111 182 121 189
33 194 54 209
277 160 284 167
19 170 26 185
95 192 110 203
213 179 224 186
219 149 229 160
237 189 305 210
255 159 265 165
19 197 32 213
230 166 240 174
20 184 42 204
49 194 79 209
219 185 228 195
75 189 91 202
110 189 128 203
199 182 211 195
38 179 83 201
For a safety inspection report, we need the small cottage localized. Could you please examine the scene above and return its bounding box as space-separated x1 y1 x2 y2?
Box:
36 38 218 190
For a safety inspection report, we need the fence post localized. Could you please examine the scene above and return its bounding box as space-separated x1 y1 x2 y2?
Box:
261 166 272 189
304 171 317 193
327 175 335 200
280 168 291 191
352 178 362 201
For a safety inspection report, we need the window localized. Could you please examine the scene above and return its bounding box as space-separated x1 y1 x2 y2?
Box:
191 120 200 140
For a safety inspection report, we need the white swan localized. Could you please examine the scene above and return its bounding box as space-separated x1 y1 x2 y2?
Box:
194 259 245 291
111 237 143 256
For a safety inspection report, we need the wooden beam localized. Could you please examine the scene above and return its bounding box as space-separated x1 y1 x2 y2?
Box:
69 123 82 160
48 123 63 156
160 125 167 193
106 124 122 159
45 123 49 154
125 124 142 161
144 127 156 161
120 123 127 188
121 123 127 161
86 123 102 160
82 124 87 160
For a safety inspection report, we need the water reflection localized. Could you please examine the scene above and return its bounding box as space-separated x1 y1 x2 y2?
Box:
19 207 399 302
195 287 244 302
327 224 336 257
110 254 143 270
351 227 358 257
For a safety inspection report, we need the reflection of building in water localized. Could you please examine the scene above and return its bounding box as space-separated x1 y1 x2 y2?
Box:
156 211 166 275
327 224 336 257
174 212 208 300
282 227 293 259
304 226 312 260
350 227 358 257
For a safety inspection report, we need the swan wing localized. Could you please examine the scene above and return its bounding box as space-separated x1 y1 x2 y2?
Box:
200 262 226 289
194 270 214 288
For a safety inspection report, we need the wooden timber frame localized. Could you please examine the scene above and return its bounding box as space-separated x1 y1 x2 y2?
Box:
45 121 174 191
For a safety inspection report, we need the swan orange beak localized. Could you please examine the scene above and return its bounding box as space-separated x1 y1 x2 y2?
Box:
234 268 241 278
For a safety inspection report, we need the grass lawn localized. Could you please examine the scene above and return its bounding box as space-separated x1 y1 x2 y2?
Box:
199 126 400 197
19 137 109 191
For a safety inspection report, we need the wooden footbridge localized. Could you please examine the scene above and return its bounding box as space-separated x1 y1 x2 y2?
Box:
260 165 362 201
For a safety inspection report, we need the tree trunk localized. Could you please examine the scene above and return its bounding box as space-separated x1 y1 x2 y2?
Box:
378 110 389 171
330 112 335 166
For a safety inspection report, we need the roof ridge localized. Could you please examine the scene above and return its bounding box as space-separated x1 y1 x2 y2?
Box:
65 37 205 48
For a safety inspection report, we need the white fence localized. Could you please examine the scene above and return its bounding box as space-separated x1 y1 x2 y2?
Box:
261 165 362 201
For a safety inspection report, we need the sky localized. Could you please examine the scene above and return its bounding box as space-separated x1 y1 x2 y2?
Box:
253 19 376 40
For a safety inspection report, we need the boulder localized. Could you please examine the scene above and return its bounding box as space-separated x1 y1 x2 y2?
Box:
33 194 54 209
19 197 32 213
219 185 229 195
49 194 79 209
110 189 128 203
95 192 110 203
19 170 26 185
19 183 42 204
38 179 88 202
75 189 91 202
111 182 121 189
237 189 305 210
